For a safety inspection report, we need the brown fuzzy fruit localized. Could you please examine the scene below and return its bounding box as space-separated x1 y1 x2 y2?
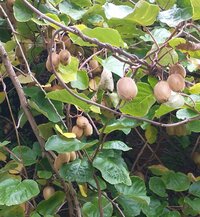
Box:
76 116 89 129
83 123 93 136
166 126 175 136
117 77 138 101
167 74 185 92
6 0 15 12
192 152 200 165
59 50 71 65
62 35 72 49
70 151 76 161
154 81 171 103
53 152 70 171
89 59 102 75
43 186 55 200
72 125 84 139
46 52 60 72
175 124 187 136
169 63 186 78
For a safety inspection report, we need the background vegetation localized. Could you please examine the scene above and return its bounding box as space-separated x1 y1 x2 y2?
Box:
0 0 200 216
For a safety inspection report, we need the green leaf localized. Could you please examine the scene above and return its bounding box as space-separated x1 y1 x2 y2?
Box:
189 83 200 94
125 0 160 26
189 180 200 197
88 176 107 191
11 146 37 166
38 122 54 140
188 120 200 132
69 0 91 7
37 171 52 179
46 89 91 112
155 104 176 118
162 171 190 191
45 135 98 153
24 87 64 123
0 92 5 104
103 117 139 134
13 0 33 22
184 197 200 213
120 82 156 117
176 108 199 120
0 205 24 217
190 0 200 20
59 158 93 182
103 140 132 151
37 191 65 216
158 5 192 27
156 0 176 10
93 151 131 185
69 26 125 48
71 70 89 90
58 56 79 83
0 140 10 147
82 196 113 217
142 198 167 217
162 211 181 217
149 177 167 197
145 125 158 144
103 3 133 19
0 179 39 206
59 1 87 20
101 56 129 77
115 176 150 205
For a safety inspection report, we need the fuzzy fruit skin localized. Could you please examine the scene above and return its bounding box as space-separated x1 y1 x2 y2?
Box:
153 81 171 103
83 123 93 136
167 74 185 92
62 35 72 49
166 126 175 136
43 186 55 200
46 52 60 72
70 151 76 161
72 125 84 139
169 63 186 78
76 116 89 128
175 124 187 136
117 77 138 101
99 69 114 92
89 59 102 75
192 152 200 165
53 153 70 171
59 50 71 65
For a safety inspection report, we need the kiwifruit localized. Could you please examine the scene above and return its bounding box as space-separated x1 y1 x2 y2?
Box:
174 124 187 136
166 126 175 136
53 152 70 171
192 152 200 165
98 69 114 92
167 74 185 92
46 52 60 72
62 35 72 49
43 186 55 200
83 123 93 136
89 59 102 75
165 92 185 108
6 0 15 12
134 171 145 181
169 63 186 78
117 77 138 101
76 116 89 128
72 125 84 139
59 49 71 65
153 81 171 103
70 151 76 161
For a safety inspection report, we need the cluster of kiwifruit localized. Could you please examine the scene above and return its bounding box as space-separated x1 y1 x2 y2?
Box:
166 124 188 137
154 63 186 103
45 49 71 72
53 151 76 171
72 116 93 139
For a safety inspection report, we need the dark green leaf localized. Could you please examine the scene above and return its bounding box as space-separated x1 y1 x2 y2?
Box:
45 135 98 153
189 180 200 197
14 0 33 22
176 108 199 120
149 177 167 197
103 140 132 151
71 70 89 90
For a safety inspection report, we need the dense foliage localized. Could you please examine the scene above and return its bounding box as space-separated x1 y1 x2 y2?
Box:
0 0 200 216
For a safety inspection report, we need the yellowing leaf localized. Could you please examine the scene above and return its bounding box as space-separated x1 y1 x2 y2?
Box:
18 74 34 84
55 124 76 138
189 83 200 94
9 161 24 174
0 151 7 161
90 105 101 114
145 125 158 144
0 92 5 104
78 184 87 197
